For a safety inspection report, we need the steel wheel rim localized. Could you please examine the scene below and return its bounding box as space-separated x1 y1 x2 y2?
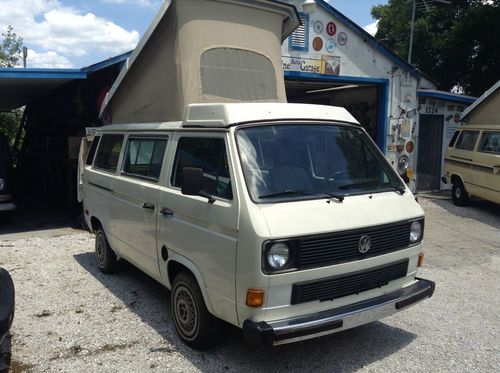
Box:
174 285 198 339
455 186 462 199
96 234 106 267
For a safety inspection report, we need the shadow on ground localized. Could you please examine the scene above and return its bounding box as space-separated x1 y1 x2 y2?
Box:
74 252 417 372
422 194 500 230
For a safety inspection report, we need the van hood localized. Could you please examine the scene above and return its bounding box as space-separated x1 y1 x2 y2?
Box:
258 191 424 237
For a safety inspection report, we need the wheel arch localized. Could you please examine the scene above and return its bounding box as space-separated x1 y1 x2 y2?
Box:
167 255 214 315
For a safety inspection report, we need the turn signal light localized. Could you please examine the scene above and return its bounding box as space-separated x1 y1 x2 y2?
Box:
246 288 265 307
417 253 425 267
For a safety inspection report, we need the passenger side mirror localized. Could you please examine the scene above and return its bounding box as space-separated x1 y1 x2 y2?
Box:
181 167 215 204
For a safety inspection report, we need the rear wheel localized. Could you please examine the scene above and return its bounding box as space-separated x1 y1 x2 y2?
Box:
171 272 219 349
452 180 469 206
95 228 119 274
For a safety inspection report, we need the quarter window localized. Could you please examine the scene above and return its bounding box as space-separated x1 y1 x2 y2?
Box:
94 134 124 172
478 132 500 154
123 138 168 181
171 138 232 200
86 136 100 166
455 130 479 151
448 131 459 148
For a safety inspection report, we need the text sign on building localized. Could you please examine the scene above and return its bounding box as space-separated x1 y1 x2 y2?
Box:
282 56 340 76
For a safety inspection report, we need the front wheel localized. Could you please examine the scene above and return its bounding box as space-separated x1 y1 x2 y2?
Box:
452 180 469 206
171 272 219 350
95 228 120 274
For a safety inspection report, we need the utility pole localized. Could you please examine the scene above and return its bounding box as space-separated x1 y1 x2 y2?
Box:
408 0 416 64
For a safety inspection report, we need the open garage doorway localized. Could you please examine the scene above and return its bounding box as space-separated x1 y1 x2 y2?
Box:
285 74 389 152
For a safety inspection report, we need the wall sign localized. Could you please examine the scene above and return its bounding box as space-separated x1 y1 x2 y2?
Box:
337 32 348 46
313 37 323 51
326 38 336 53
326 22 337 36
313 20 323 34
282 56 340 76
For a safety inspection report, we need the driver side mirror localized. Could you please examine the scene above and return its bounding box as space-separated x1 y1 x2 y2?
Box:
181 167 215 203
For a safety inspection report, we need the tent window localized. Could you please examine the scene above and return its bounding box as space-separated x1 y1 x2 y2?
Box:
201 48 277 101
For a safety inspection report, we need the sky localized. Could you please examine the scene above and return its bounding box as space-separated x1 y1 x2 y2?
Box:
0 0 387 69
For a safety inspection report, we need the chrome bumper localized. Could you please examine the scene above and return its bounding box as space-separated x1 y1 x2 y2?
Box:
243 278 435 347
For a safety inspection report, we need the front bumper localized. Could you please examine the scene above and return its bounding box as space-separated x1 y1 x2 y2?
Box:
0 268 15 343
243 277 435 347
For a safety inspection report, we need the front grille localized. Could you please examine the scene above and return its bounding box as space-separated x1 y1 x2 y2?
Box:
291 259 409 305
297 221 411 269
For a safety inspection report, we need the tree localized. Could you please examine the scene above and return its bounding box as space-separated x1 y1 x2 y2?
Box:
0 25 23 67
372 0 500 97
0 25 24 146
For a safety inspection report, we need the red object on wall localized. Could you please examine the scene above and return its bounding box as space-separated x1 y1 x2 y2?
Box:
96 85 110 113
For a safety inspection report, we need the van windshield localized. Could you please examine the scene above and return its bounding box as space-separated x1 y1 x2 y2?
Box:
236 123 405 202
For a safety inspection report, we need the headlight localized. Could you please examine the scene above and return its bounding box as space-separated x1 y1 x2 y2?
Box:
410 220 423 243
0 178 5 192
267 243 290 270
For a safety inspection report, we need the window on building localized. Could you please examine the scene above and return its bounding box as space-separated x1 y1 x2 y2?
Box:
455 130 479 151
200 48 277 101
86 136 100 165
478 132 500 154
288 13 309 51
171 137 232 200
94 134 124 172
123 137 168 181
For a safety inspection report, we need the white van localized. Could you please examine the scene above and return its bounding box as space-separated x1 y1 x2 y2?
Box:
82 103 434 349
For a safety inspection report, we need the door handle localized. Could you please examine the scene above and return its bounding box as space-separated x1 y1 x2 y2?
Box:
142 202 155 210
160 207 173 216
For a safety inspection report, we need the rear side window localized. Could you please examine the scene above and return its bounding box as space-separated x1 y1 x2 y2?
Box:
455 130 479 151
86 136 100 165
94 134 124 172
171 137 233 200
448 131 459 148
479 132 500 154
123 137 168 181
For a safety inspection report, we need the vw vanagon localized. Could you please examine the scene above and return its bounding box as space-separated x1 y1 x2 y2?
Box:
82 103 434 349
443 124 500 206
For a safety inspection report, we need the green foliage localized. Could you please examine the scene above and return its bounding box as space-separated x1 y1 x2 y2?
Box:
372 0 500 96
0 25 23 68
0 109 23 146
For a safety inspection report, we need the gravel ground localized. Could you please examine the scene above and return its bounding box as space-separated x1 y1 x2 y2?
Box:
0 196 499 372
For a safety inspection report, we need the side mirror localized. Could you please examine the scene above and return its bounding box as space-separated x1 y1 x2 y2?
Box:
181 167 215 203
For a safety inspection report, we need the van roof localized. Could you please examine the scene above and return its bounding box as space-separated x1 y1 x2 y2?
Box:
97 103 359 132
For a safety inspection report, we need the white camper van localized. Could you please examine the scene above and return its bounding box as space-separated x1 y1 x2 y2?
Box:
82 103 434 348
81 0 434 349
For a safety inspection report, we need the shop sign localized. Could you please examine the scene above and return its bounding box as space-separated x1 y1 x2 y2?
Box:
282 56 340 76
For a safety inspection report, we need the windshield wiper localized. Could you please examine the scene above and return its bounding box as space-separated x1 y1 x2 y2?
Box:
258 189 315 199
339 181 406 195
318 192 345 202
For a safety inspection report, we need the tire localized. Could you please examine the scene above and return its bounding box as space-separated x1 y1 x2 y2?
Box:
171 272 219 350
95 228 119 274
452 180 469 206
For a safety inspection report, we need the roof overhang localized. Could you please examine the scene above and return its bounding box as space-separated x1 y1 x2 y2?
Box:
0 68 86 111
417 89 476 106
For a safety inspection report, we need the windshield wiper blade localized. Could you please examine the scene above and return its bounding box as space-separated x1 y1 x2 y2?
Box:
390 183 406 195
318 192 345 202
258 189 314 199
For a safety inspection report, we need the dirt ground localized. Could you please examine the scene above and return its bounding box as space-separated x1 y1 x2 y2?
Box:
0 194 499 372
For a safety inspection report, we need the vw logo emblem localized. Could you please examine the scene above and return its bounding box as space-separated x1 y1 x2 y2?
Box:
358 235 371 253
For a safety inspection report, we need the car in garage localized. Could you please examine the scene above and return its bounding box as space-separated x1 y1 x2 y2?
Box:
0 267 15 344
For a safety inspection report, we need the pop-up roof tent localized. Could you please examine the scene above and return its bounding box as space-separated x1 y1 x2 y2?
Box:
100 0 300 124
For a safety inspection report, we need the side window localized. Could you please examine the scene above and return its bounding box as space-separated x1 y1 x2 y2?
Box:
448 131 459 148
455 130 479 151
171 137 233 200
478 132 500 154
86 136 100 165
94 134 124 172
123 137 168 181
